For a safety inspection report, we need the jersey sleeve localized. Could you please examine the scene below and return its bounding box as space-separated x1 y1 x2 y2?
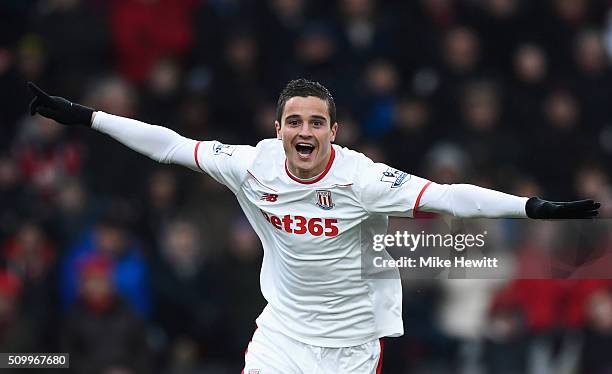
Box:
193 141 256 193
416 183 528 218
91 112 255 193
358 160 432 217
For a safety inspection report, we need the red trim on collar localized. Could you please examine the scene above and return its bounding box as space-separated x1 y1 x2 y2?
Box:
285 146 336 185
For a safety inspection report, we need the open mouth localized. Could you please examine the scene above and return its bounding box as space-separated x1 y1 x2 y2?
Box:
295 143 315 157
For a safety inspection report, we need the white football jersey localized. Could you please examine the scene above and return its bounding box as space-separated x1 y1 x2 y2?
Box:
92 111 529 349
194 138 430 348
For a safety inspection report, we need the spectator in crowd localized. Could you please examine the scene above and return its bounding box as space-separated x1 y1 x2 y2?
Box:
81 76 147 197
0 270 39 354
473 0 533 74
531 87 586 198
438 279 507 374
571 29 612 136
580 288 612 374
31 0 113 97
507 43 549 136
491 276 612 374
434 25 484 125
150 218 224 360
12 114 84 221
336 0 394 69
382 95 434 173
258 0 306 86
135 169 183 254
219 217 266 363
358 59 400 138
210 30 266 142
0 155 22 238
291 22 346 101
51 178 98 248
60 215 150 317
2 221 57 347
575 164 612 217
110 0 196 83
62 254 151 374
140 58 185 127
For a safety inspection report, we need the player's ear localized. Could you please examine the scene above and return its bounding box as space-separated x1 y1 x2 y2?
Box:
330 122 338 142
275 120 282 140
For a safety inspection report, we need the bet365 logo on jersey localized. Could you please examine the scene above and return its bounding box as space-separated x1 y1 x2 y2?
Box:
260 210 339 237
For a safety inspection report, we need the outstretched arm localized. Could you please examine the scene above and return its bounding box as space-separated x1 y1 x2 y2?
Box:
417 183 600 219
90 111 198 170
28 82 199 171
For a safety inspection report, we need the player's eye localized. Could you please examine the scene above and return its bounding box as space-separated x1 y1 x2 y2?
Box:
313 121 322 127
288 120 300 126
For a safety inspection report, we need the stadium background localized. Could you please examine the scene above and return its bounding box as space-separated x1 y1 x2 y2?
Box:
1 0 612 373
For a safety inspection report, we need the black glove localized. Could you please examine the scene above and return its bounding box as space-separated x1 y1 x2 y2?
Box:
28 82 94 127
525 197 600 219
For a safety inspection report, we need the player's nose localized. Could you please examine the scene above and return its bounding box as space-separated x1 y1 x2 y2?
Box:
298 123 313 137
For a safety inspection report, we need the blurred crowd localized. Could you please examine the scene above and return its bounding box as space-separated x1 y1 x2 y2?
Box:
1 0 612 373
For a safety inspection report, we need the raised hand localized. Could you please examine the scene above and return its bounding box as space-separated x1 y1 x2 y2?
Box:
28 82 94 126
526 197 600 219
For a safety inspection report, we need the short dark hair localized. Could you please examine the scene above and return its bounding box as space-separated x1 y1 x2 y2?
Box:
276 78 336 125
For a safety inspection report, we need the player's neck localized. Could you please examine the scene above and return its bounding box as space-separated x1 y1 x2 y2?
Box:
287 148 334 181
287 167 324 181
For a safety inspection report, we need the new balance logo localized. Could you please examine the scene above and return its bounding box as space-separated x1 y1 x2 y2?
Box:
260 193 279 202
